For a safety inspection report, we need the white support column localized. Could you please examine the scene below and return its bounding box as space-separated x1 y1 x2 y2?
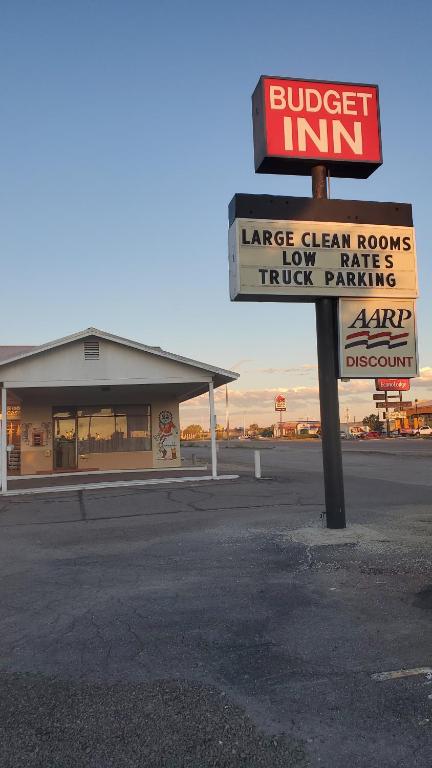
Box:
209 381 217 479
254 450 261 479
1 387 7 494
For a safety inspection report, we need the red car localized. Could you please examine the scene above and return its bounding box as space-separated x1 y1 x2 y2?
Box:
360 431 381 439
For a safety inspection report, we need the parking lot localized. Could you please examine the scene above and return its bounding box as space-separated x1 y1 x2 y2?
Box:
1 439 431 767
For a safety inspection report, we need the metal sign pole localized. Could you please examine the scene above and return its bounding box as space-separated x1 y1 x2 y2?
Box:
386 393 390 436
313 165 346 529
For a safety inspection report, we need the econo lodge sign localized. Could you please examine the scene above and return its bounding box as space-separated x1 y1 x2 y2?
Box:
375 378 410 391
252 76 382 178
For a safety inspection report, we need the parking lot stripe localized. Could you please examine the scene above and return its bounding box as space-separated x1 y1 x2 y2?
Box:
371 667 432 681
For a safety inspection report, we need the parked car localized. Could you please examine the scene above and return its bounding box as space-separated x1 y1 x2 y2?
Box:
359 431 381 439
416 425 432 437
399 427 417 436
351 430 366 439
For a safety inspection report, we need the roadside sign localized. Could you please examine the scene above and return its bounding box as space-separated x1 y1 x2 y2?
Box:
229 195 417 301
252 76 382 178
228 73 420 531
338 298 418 378
376 402 412 409
375 378 410 391
274 394 287 411
373 394 387 400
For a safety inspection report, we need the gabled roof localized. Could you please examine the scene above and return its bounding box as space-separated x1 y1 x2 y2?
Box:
0 346 36 362
0 327 239 383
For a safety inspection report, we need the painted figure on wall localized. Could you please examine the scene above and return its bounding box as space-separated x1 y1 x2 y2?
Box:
154 410 178 460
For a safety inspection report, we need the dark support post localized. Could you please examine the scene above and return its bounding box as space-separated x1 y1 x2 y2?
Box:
313 165 346 529
386 394 390 437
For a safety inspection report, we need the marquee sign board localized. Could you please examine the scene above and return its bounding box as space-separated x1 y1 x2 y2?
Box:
375 378 410 391
338 298 418 378
252 76 382 178
229 196 417 302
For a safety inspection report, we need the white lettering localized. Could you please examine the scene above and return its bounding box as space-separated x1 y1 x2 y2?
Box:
270 86 286 109
305 88 321 112
323 89 341 114
286 87 304 112
333 121 363 155
283 116 293 150
342 91 357 114
357 92 373 116
297 118 328 153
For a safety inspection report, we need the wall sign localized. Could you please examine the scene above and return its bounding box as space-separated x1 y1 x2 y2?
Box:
252 76 382 178
338 298 418 378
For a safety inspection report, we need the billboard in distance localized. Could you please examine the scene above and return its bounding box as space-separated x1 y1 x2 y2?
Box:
274 394 287 411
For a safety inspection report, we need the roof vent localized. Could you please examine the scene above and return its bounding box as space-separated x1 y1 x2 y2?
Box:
84 340 100 360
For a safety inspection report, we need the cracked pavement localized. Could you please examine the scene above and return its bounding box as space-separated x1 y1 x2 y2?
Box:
0 439 431 767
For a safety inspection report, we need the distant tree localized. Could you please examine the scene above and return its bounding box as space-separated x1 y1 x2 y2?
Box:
362 414 381 431
260 426 274 437
249 423 259 436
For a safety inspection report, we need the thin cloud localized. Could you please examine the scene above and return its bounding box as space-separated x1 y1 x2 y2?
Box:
180 364 432 426
229 358 254 370
258 364 316 375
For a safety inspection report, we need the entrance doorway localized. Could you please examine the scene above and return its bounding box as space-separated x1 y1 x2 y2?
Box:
53 413 77 470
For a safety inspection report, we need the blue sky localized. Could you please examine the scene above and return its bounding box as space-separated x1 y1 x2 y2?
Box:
2 0 431 426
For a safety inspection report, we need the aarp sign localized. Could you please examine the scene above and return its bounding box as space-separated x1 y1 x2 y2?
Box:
339 299 418 378
252 76 382 178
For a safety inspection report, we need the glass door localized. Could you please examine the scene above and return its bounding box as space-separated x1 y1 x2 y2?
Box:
53 413 77 470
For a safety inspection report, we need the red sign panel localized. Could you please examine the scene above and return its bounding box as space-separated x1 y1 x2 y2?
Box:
252 76 382 178
274 394 287 411
375 378 410 391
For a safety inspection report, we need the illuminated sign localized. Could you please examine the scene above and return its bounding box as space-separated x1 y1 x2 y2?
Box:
338 298 418 378
274 394 287 411
375 378 411 391
252 76 382 178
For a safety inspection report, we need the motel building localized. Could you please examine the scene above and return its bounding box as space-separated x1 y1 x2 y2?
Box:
0 328 238 494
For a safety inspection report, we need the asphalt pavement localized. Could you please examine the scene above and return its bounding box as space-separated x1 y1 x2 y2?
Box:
0 439 431 767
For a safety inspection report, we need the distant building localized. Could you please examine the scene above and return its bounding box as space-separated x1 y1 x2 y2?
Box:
296 421 320 435
273 421 297 438
406 399 432 428
0 327 238 489
273 420 321 437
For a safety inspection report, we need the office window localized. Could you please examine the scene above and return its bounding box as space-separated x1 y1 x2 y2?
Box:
77 405 151 453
